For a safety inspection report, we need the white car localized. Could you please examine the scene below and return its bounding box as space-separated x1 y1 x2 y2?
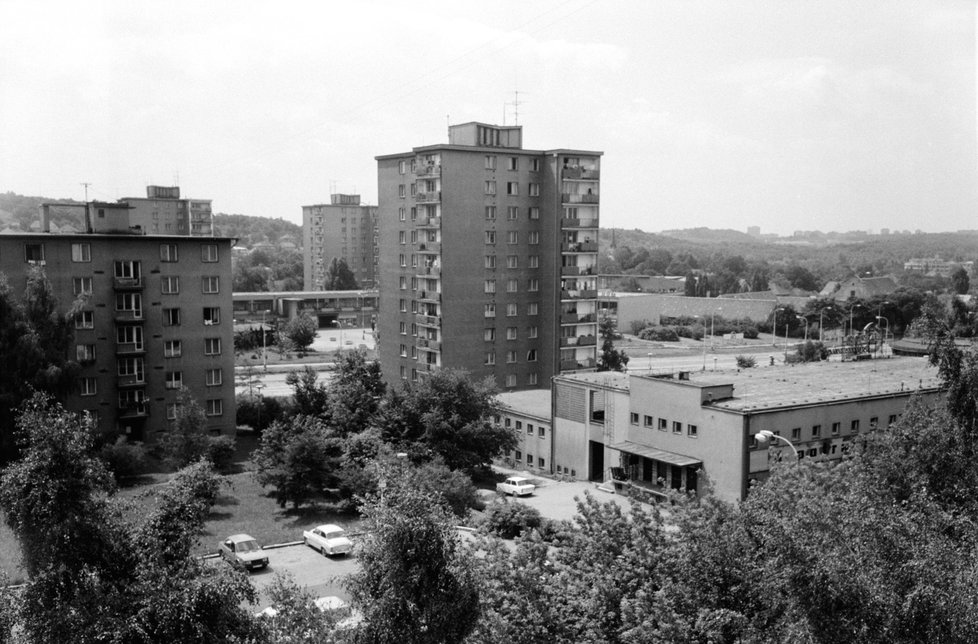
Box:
218 534 269 572
303 524 353 556
496 476 536 497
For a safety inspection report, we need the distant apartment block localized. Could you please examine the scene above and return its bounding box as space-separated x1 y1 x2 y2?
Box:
376 121 601 390
903 257 973 277
122 185 214 236
0 203 235 442
302 194 378 290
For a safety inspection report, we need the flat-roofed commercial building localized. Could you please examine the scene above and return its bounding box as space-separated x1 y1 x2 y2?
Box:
377 121 601 390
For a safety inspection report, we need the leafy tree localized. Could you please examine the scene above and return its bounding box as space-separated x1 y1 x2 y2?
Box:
323 257 359 290
683 271 697 296
283 313 317 356
159 386 213 468
951 266 970 294
481 499 543 539
253 415 343 508
796 340 829 362
377 369 515 471
347 463 480 644
321 350 386 437
286 367 330 417
259 574 346 643
596 317 629 372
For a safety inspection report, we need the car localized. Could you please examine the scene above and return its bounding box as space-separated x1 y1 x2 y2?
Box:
496 476 536 497
303 524 353 556
218 534 269 572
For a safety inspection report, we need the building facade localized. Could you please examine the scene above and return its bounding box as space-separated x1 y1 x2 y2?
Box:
0 230 236 442
376 121 601 390
547 358 942 503
302 194 378 290
122 185 214 236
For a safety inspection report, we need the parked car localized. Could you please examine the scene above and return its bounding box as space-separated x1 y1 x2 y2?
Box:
218 534 269 572
496 476 536 497
303 524 353 556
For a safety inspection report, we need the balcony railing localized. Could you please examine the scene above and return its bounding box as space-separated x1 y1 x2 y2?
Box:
118 401 149 418
116 342 145 355
560 167 600 180
418 291 441 303
415 164 441 177
415 191 441 203
118 374 146 388
561 193 600 204
561 265 595 277
417 265 441 277
562 217 599 229
417 315 441 328
114 309 144 322
561 241 598 253
417 216 442 228
418 242 441 253
559 357 597 371
560 313 597 325
418 338 442 352
113 277 143 290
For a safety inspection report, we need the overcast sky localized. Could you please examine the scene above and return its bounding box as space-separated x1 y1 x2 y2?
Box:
1 0 974 235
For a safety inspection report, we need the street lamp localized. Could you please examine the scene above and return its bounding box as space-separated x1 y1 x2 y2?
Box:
332 319 344 348
819 306 834 343
261 310 268 373
798 316 809 343
848 302 863 338
755 429 799 460
647 352 654 371
875 316 889 357
255 382 265 431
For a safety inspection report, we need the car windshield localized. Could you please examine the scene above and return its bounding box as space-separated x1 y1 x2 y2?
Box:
324 531 344 540
236 540 261 552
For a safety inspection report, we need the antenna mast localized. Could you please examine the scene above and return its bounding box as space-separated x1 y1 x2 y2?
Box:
80 182 91 202
505 90 525 125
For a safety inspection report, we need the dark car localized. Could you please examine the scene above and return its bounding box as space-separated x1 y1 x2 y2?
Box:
219 534 269 572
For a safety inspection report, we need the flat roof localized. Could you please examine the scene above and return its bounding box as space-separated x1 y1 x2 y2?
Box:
496 388 552 420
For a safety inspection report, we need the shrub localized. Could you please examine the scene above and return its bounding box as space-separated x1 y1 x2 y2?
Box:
206 435 237 472
629 319 653 336
736 355 757 368
99 437 148 481
638 326 679 342
482 499 543 539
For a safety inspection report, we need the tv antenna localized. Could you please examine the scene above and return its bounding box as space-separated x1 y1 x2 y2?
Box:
505 90 525 125
80 182 91 202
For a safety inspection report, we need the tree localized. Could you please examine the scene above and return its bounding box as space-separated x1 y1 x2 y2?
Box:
253 415 343 508
323 257 359 290
347 463 480 644
596 317 629 372
377 369 515 471
322 350 385 437
951 266 970 294
158 387 213 468
286 367 330 417
283 313 317 356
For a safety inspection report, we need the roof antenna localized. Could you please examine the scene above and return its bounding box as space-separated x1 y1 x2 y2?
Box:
506 89 525 125
80 182 91 202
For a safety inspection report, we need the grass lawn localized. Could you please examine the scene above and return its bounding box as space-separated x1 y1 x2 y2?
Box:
0 433 359 584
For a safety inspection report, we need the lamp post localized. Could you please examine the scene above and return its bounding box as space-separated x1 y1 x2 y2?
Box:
798 316 809 343
261 310 267 373
819 306 833 343
333 319 344 348
647 352 654 371
848 302 862 338
255 382 265 431
876 315 889 357
755 429 799 460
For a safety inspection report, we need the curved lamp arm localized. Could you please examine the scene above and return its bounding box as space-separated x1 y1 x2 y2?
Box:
755 430 799 460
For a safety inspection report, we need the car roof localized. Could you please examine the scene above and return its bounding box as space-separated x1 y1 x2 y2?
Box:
506 476 531 483
226 533 258 543
317 524 345 532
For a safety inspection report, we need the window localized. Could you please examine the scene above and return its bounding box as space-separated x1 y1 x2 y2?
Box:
506 327 518 340
203 307 221 325
851 420 860 432
529 183 540 196
485 255 496 269
164 340 182 358
831 421 841 435
507 157 518 171
527 303 538 315
398 184 405 198
398 231 406 244
25 243 44 262
791 427 801 440
160 244 178 262
398 160 406 174
526 349 538 362
812 424 821 438
115 293 142 317
204 337 222 355
399 207 406 221
888 414 898 425
485 231 496 244
528 231 540 244
484 304 496 318
399 299 407 313
870 417 879 429
399 344 407 357
410 207 417 220
644 415 654 427
206 399 223 416
526 453 533 465
506 182 519 195
528 325 538 338
529 207 540 219
399 276 407 290
71 243 91 262
163 308 181 326
506 374 517 387
528 255 539 268
165 371 183 390
485 351 496 365
75 310 94 329
506 255 519 269
507 231 518 244
538 457 545 468
161 276 180 294
631 413 640 425
485 206 496 220
528 373 538 386
72 277 93 295
506 350 517 363
484 328 495 341
506 278 518 293
507 206 519 220
399 321 406 334
399 254 406 267
515 450 521 460
166 403 179 420
672 421 682 434
507 303 517 317
484 279 496 294
76 344 96 363
410 230 418 244
202 276 220 293
79 377 97 396
484 181 496 195
527 279 539 292
658 418 668 431
485 155 496 170
530 158 540 171
201 244 218 262
538 426 546 438
688 424 698 437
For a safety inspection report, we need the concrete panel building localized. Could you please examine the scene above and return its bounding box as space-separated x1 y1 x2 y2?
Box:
376 121 601 390
302 194 378 290
549 358 942 503
122 185 214 236
0 215 236 442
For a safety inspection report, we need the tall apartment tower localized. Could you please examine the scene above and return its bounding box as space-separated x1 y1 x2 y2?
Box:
0 203 236 442
376 121 601 390
302 194 379 290
122 185 214 236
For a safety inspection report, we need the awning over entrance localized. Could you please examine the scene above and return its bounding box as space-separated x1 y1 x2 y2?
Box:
609 441 701 468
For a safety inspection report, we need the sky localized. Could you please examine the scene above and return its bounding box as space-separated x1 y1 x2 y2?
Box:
0 0 975 236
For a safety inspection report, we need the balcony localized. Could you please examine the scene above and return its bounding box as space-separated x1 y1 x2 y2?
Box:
415 191 441 203
562 217 600 229
560 335 597 348
415 164 441 177
418 291 441 303
417 315 441 328
117 374 146 388
561 167 600 180
561 193 600 205
560 313 597 325
116 342 145 356
417 265 442 277
561 289 598 300
417 242 441 254
113 277 143 291
417 338 442 352
561 241 598 253
114 309 144 322
559 357 597 372
417 216 442 228
118 401 149 418
561 265 595 277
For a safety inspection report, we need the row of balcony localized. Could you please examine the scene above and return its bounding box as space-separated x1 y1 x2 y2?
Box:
560 357 598 371
416 191 441 203
562 241 598 253
560 335 597 347
560 313 598 325
560 167 600 180
561 193 600 204
561 266 596 277
561 218 599 229
560 289 598 300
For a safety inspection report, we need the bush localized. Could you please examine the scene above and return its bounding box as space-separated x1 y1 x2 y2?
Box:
206 435 237 472
482 499 543 539
629 319 653 336
235 394 285 434
797 340 830 362
736 355 757 368
638 326 680 342
99 437 148 481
